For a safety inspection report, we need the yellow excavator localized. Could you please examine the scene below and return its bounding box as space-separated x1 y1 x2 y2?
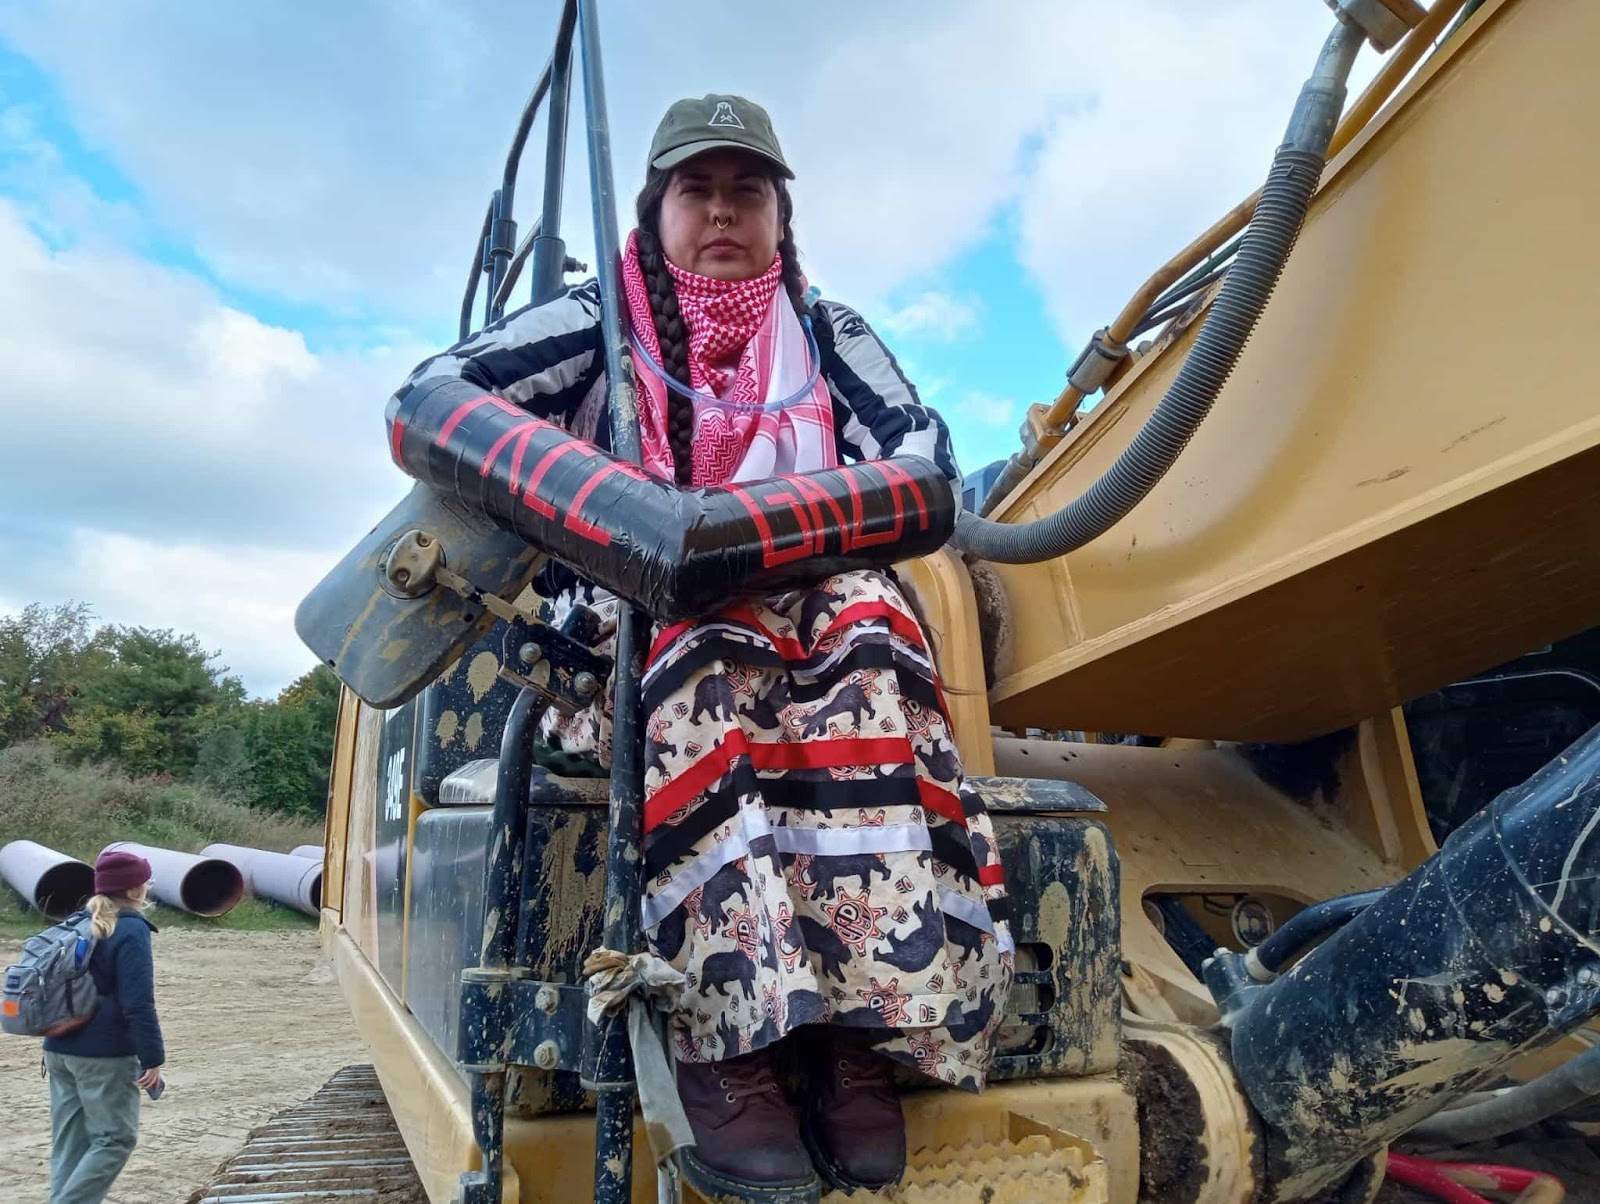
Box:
276 0 1600 1199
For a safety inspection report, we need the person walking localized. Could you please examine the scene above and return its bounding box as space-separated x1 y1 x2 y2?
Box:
42 849 165 1204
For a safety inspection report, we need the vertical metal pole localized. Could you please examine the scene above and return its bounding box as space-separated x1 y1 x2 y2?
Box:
484 188 507 331
577 0 641 464
576 1 645 1200
461 199 494 341
461 1068 507 1204
530 5 576 304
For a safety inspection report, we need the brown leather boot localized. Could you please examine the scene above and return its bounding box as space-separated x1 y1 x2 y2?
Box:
676 1048 821 1203
801 1030 908 1192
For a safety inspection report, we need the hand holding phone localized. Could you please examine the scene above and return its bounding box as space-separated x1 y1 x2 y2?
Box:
136 1064 164 1100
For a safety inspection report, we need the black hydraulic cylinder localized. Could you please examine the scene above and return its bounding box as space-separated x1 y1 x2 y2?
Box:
385 376 956 623
1229 723 1600 1201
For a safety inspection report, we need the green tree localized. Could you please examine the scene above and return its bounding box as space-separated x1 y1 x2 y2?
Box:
0 603 110 747
194 723 252 799
52 706 169 777
3 601 339 816
63 626 245 778
243 702 321 815
238 666 339 815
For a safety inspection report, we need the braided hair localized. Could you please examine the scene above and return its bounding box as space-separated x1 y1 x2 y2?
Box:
634 167 806 485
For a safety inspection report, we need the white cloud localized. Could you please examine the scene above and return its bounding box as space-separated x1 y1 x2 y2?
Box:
54 531 333 693
954 393 1020 428
0 102 150 251
881 291 982 343
0 201 425 694
0 1 1376 329
1013 5 1380 344
0 201 420 547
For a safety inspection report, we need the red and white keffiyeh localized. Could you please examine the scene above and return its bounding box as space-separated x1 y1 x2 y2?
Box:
622 230 836 487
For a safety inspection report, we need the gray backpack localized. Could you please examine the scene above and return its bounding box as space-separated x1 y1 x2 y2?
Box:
1 911 101 1038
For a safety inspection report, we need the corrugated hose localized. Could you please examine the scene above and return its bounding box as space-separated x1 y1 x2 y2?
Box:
951 20 1364 564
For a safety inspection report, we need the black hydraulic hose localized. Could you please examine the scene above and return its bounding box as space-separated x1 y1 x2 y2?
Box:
1407 1044 1600 1144
1147 231 1245 315
951 21 1362 563
952 147 1320 562
1249 888 1387 978
1130 289 1211 339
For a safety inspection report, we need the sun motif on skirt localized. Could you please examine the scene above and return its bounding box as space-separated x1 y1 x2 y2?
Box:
824 888 888 954
773 902 805 971
859 976 912 1025
726 906 760 958
907 1032 947 1073
762 982 785 1026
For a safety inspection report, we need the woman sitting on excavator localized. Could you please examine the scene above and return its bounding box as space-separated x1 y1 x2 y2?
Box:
395 94 1012 1203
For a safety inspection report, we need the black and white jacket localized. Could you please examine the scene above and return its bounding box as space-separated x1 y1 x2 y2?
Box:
393 279 962 486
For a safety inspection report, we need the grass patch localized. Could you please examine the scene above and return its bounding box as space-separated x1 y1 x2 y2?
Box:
0 741 323 936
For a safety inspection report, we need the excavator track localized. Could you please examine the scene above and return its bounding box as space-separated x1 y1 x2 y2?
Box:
189 1064 426 1203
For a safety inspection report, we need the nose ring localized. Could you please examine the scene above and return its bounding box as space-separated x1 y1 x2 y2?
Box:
713 216 732 229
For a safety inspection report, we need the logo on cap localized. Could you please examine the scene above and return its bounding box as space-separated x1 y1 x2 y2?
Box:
708 101 745 130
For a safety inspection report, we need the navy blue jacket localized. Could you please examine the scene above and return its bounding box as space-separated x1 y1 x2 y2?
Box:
43 910 165 1068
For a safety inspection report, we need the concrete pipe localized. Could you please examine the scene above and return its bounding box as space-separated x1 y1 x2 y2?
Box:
202 844 322 917
288 844 324 862
102 841 245 918
0 840 94 920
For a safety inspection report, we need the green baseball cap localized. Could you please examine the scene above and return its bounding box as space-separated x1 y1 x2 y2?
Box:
647 94 794 179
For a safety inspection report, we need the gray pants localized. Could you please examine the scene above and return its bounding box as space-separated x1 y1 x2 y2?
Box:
45 1052 141 1204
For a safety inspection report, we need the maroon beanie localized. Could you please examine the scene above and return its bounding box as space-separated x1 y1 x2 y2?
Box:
94 850 152 896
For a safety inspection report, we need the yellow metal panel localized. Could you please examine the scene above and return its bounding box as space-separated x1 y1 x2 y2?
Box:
509 1075 1137 1204
987 0 1600 740
321 687 360 924
993 739 1403 1017
346 700 386 959
899 550 997 775
1338 708 1437 872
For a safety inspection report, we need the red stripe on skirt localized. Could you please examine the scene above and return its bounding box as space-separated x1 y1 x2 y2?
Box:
917 779 969 827
978 863 1006 887
649 619 698 664
749 737 911 771
644 732 915 832
817 601 928 651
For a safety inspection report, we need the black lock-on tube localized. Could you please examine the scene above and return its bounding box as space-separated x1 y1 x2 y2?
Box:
386 376 956 621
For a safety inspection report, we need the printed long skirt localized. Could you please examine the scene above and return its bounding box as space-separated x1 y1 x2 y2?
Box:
542 569 1014 1090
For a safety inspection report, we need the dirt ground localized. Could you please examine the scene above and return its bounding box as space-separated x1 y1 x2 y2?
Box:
0 926 367 1204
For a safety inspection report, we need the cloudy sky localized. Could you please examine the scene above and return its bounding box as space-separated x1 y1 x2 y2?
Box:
0 0 1382 697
